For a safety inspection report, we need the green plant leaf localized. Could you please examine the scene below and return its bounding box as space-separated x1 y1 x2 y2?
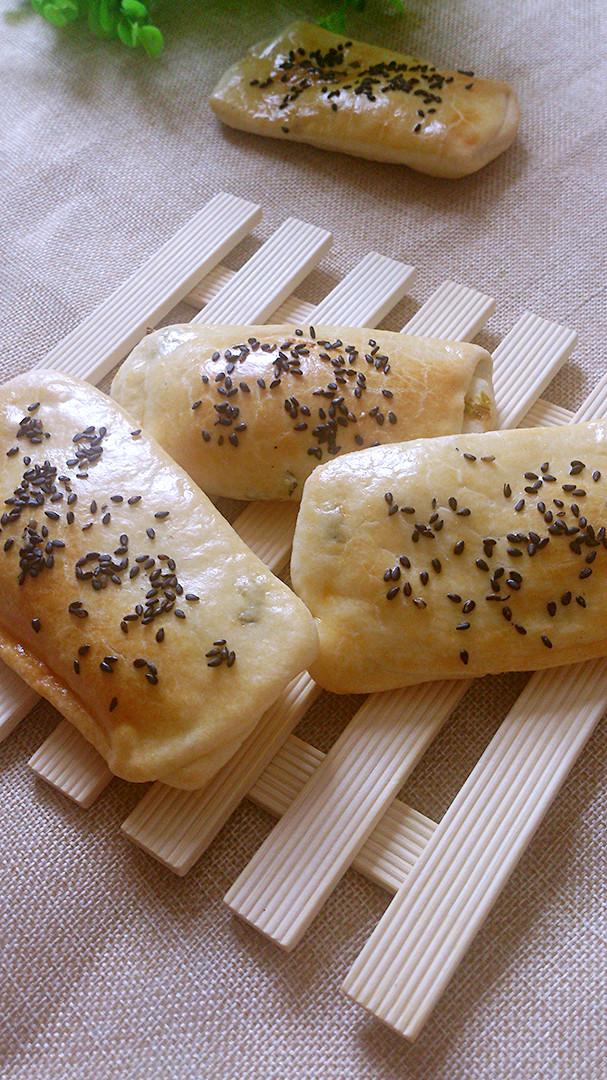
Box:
116 14 138 45
139 23 163 57
98 0 117 36
120 0 148 22
318 10 347 33
42 1 69 25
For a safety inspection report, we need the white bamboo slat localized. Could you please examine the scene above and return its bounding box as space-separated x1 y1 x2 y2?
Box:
247 735 437 894
29 720 113 808
222 311 576 949
401 280 495 340
33 193 261 382
0 664 39 742
190 218 331 326
229 501 299 572
341 370 607 1038
186 263 318 324
572 373 607 422
520 398 572 428
492 313 577 429
224 681 468 947
121 673 321 875
309 253 416 327
185 251 416 330
343 658 607 1038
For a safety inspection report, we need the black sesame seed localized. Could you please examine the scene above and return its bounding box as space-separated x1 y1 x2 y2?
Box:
541 635 553 649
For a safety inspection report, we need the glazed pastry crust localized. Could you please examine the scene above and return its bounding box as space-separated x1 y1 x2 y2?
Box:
111 324 494 502
209 22 520 178
291 423 607 694
0 371 318 788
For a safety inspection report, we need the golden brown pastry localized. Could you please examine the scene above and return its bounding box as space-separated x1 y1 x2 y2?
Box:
0 371 318 788
291 422 607 693
111 324 494 501
209 22 520 178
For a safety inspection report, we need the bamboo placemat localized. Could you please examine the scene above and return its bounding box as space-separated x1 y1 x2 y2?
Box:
4 191 595 1041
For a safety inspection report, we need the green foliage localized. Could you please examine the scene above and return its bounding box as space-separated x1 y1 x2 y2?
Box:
31 0 406 56
32 0 164 56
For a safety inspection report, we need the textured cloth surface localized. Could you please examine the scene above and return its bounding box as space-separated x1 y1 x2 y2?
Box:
1 1 607 1077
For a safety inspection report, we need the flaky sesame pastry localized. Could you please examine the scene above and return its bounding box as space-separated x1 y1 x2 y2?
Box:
209 22 520 178
111 324 494 501
291 423 607 694
0 371 318 789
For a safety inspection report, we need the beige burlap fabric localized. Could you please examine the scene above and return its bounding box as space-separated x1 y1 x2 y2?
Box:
2 1 606 1076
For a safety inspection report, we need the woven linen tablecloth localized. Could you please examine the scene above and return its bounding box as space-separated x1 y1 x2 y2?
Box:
2 1 606 1077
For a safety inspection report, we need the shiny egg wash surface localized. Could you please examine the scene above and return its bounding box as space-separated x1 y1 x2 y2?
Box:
290 424 607 694
0 372 317 787
209 22 520 177
112 323 494 502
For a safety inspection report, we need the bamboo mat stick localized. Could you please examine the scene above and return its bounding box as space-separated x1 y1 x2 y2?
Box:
401 280 494 340
190 217 331 325
32 192 261 382
121 673 321 875
343 657 607 1038
223 313 576 949
492 313 577 428
248 735 437 894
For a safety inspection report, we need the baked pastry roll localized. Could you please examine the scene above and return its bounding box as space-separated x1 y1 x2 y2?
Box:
209 22 520 178
0 371 318 789
111 324 494 501
291 422 607 693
